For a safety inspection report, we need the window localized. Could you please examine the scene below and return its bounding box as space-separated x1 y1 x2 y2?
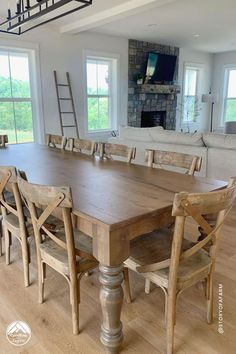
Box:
182 66 199 123
0 50 34 143
86 56 118 133
223 68 236 123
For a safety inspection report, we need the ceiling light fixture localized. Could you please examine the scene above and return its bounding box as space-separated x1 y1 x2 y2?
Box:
0 0 93 35
147 23 158 27
193 34 200 38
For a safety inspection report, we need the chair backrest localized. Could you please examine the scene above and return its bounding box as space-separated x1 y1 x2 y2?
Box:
145 149 202 175
0 135 8 148
17 174 90 277
99 142 136 163
0 166 27 232
168 178 236 287
68 138 97 155
46 134 67 150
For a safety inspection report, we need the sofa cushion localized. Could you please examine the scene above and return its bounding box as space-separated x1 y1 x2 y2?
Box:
119 126 163 142
207 148 236 180
149 130 204 147
203 133 236 149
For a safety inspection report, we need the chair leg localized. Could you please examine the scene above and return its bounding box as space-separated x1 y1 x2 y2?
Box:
0 226 2 257
123 267 132 303
4 227 10 265
206 273 214 324
38 261 45 304
70 276 80 335
166 290 177 354
145 279 151 294
21 239 30 287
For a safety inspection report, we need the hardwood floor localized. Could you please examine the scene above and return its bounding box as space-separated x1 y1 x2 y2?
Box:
0 208 236 354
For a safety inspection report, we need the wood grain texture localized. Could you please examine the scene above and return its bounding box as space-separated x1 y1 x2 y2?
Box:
0 143 227 353
17 175 98 334
98 142 136 163
145 149 202 175
0 205 236 353
68 138 97 155
0 144 225 233
0 166 31 287
46 134 67 150
124 181 236 354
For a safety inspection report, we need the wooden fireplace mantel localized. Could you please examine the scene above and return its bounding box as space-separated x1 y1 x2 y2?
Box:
137 84 181 94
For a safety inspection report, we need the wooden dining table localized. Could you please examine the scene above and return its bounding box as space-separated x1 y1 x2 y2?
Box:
0 143 227 353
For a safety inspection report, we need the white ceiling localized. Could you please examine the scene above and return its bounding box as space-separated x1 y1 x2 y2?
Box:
1 0 236 53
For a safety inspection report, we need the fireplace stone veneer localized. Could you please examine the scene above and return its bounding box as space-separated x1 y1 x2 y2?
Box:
128 39 179 130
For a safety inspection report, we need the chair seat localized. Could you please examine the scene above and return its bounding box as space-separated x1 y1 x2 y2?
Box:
125 227 212 289
40 230 97 275
3 213 34 238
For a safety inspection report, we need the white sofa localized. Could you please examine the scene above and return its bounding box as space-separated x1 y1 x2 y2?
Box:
108 126 236 181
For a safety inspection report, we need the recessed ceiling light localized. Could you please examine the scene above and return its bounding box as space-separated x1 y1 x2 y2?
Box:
193 34 200 38
148 23 158 27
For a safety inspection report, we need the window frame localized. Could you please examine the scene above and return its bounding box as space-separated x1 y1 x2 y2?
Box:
222 66 236 126
0 50 34 143
0 41 43 144
83 50 119 137
182 64 200 124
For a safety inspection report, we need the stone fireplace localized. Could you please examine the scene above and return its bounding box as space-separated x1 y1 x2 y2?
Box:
128 39 180 130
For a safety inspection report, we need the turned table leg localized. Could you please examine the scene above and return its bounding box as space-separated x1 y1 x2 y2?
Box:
99 264 124 354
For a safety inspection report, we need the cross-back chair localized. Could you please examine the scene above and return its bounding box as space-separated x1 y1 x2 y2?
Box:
17 175 98 335
99 142 136 163
145 149 202 175
0 135 8 148
68 138 97 155
46 134 67 150
0 166 32 287
124 178 236 354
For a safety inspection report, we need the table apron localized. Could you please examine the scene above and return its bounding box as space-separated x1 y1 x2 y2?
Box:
73 208 173 266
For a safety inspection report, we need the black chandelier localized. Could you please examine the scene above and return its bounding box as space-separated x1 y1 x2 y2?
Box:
0 0 93 35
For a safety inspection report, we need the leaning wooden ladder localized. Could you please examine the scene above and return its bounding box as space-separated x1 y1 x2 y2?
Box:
54 71 79 138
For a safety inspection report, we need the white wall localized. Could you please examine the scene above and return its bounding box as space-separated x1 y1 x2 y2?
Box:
177 48 213 132
212 50 236 132
0 28 128 142
1 27 218 139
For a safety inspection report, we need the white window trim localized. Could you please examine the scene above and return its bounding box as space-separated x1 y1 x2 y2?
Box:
0 39 44 143
221 65 236 127
181 62 204 129
83 49 120 138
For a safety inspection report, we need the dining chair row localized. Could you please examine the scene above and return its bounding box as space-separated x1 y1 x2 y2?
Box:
46 134 202 176
0 166 98 334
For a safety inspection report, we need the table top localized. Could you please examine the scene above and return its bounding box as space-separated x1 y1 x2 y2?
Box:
0 143 227 229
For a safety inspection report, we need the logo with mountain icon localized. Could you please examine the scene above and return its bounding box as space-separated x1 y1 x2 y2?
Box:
6 321 31 346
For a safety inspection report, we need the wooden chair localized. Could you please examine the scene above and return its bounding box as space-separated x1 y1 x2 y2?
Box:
68 138 96 155
144 149 202 293
0 166 32 287
98 142 136 163
46 134 67 150
145 149 202 175
17 175 98 335
0 135 8 148
124 178 236 354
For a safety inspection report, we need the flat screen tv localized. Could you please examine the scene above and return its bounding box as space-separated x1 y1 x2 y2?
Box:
145 52 177 84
